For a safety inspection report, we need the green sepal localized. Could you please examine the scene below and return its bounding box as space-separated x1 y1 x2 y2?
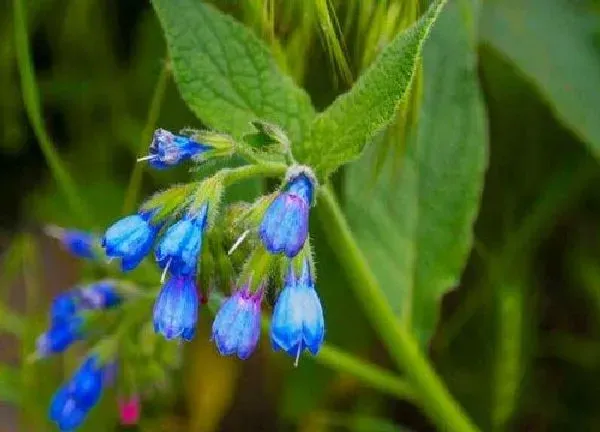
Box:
140 183 197 224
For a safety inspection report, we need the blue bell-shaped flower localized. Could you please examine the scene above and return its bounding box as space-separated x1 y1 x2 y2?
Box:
153 275 198 341
211 284 262 360
140 128 211 169
102 211 159 271
155 204 208 277
270 258 325 364
259 171 314 258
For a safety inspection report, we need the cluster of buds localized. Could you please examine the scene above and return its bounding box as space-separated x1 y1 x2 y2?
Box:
36 123 326 430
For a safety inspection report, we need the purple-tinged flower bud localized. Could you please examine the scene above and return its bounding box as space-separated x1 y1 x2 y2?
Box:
155 204 208 277
36 318 83 357
211 285 262 360
259 171 315 258
138 129 211 169
102 211 159 271
271 259 324 364
80 282 122 310
153 275 198 341
45 226 97 260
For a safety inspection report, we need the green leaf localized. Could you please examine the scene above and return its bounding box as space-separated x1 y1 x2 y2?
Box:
151 0 315 143
481 0 600 160
344 0 488 344
293 0 448 179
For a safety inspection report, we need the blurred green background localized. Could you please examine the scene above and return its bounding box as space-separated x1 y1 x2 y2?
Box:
2 0 600 431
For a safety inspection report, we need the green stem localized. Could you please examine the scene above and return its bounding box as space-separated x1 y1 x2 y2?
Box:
122 61 171 214
316 343 415 401
221 162 287 186
13 0 89 225
318 185 479 432
207 293 414 402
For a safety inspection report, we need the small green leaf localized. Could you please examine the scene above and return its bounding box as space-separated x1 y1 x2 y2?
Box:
152 0 315 142
481 0 600 160
344 0 488 344
294 0 448 179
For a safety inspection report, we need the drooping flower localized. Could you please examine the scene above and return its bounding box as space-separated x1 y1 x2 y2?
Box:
155 204 208 277
211 285 262 360
259 170 315 258
45 226 98 259
80 282 122 310
69 356 104 409
102 211 159 271
118 395 141 426
38 282 122 358
50 291 81 324
49 355 107 431
36 318 83 357
271 259 325 364
153 275 198 341
139 129 211 170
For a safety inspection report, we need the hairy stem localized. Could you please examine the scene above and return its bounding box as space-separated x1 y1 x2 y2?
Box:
318 185 479 432
221 162 287 186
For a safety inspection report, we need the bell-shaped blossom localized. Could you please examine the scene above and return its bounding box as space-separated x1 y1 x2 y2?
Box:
102 211 159 271
271 259 325 364
153 275 198 341
211 285 262 360
155 204 208 277
140 128 211 169
259 172 314 258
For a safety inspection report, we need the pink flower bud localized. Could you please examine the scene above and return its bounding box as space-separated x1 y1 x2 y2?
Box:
118 395 140 425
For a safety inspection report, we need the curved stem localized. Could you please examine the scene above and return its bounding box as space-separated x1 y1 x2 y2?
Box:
318 185 479 432
122 60 171 214
316 344 415 402
14 0 89 225
207 292 414 402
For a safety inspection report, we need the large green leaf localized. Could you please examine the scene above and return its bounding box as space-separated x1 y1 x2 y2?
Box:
481 0 600 160
152 0 315 142
344 0 488 344
293 0 447 179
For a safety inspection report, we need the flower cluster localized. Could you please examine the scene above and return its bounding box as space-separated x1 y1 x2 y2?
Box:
36 282 121 357
37 124 328 430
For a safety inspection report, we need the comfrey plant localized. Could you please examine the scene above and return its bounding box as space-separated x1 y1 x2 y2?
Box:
27 0 490 429
34 124 327 430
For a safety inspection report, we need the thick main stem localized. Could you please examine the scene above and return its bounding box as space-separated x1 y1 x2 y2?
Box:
318 185 479 432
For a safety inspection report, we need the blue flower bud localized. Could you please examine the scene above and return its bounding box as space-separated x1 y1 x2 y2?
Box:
102 211 159 271
271 259 325 362
142 129 211 169
259 173 314 258
155 205 208 277
153 275 198 341
51 291 80 324
49 386 86 431
46 226 97 259
211 285 262 360
36 318 83 357
49 356 106 431
69 356 104 410
80 282 122 310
